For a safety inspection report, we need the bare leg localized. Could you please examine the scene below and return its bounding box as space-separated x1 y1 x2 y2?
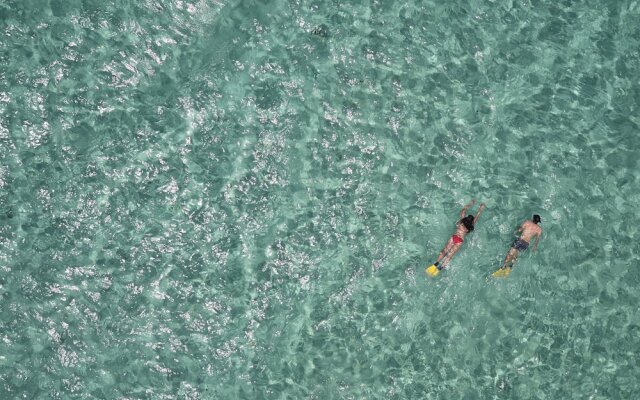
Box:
502 248 519 268
439 243 462 269
436 238 455 264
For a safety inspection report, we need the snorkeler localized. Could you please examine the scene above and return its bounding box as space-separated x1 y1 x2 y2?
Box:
492 214 542 277
426 199 485 276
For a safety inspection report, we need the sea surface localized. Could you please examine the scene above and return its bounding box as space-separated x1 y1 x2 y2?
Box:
1 0 639 398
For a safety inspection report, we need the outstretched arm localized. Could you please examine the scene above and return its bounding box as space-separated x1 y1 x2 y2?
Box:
473 203 485 224
459 199 476 218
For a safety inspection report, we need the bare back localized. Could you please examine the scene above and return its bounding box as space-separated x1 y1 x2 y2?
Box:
519 220 542 243
454 222 469 240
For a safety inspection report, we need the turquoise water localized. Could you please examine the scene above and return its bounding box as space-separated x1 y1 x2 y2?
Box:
1 0 640 398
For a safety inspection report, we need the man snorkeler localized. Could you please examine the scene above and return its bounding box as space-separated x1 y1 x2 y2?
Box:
493 214 542 277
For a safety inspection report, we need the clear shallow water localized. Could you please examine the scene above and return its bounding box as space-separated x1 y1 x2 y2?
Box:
1 0 639 398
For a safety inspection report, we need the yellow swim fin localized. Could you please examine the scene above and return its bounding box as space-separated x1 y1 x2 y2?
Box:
492 267 511 278
426 265 440 277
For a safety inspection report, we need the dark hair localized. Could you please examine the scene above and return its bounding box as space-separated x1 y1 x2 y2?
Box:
460 214 475 232
533 214 541 224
